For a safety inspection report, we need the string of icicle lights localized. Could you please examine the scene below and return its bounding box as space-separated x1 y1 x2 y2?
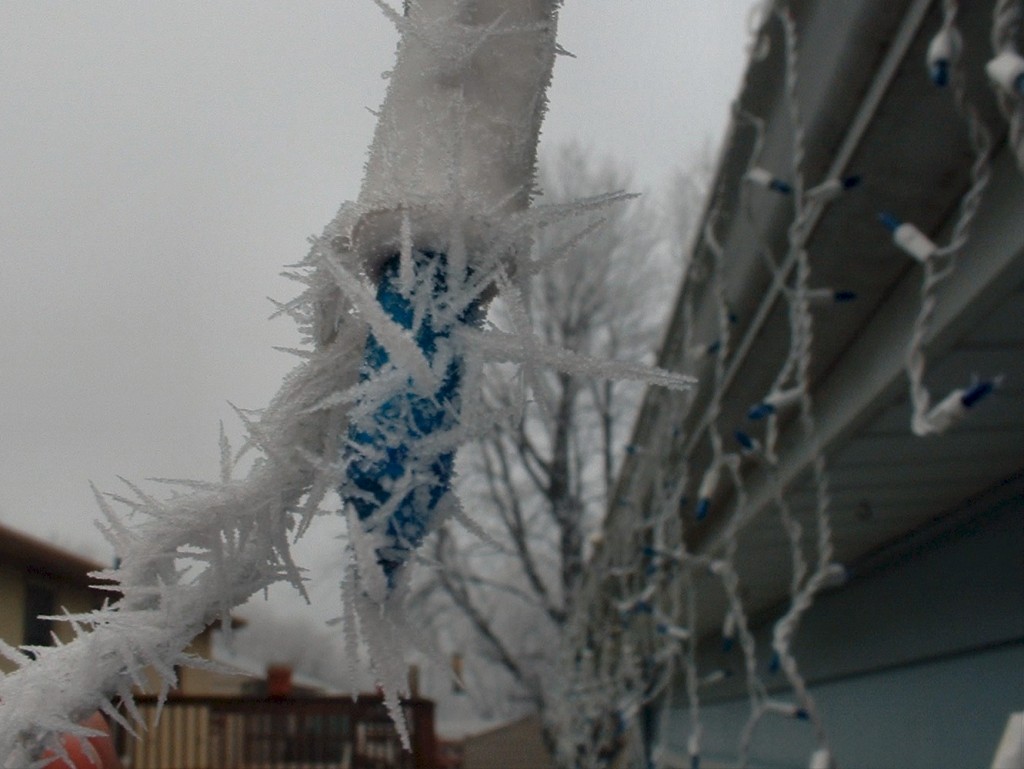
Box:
553 2 1021 768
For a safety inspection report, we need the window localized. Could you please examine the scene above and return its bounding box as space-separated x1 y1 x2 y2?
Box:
23 581 55 649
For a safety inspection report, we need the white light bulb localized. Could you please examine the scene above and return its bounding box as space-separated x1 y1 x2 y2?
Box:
987 50 1024 96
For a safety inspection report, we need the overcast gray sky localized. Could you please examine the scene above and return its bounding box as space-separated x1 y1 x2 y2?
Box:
0 0 755 647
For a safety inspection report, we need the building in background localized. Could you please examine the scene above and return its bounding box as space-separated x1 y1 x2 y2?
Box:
0 523 441 768
597 1 1024 768
118 679 440 769
0 523 108 668
461 716 553 769
435 737 464 769
0 521 254 697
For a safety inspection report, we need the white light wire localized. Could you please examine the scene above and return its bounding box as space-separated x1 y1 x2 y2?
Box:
540 1 1013 766
908 0 995 438
991 0 1024 171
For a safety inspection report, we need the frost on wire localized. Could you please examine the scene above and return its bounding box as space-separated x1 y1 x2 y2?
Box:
0 1 693 762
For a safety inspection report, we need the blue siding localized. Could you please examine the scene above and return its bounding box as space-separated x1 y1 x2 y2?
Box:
665 644 1023 769
662 479 1024 768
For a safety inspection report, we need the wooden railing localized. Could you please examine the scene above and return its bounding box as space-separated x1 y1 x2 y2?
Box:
115 695 437 769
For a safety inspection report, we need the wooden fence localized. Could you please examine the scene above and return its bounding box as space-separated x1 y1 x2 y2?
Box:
115 695 437 769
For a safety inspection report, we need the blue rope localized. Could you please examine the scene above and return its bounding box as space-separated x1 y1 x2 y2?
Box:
341 250 481 587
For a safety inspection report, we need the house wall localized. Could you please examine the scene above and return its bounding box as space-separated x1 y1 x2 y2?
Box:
178 664 253 697
124 701 212 769
178 630 243 696
52 581 102 644
660 478 1024 769
462 715 555 769
0 564 101 672
131 627 254 697
117 696 437 769
0 528 242 698
0 564 26 674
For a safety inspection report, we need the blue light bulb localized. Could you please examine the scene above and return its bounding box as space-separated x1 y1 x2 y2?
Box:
734 430 757 452
928 28 960 88
695 498 711 521
878 211 902 233
341 251 481 589
961 380 995 409
746 167 792 195
748 402 775 421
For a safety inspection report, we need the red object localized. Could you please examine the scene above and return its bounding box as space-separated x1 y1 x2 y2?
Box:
266 664 293 699
41 712 123 769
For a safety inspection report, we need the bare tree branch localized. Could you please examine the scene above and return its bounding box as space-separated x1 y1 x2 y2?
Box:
407 145 704 753
432 528 543 709
490 436 565 624
517 430 552 491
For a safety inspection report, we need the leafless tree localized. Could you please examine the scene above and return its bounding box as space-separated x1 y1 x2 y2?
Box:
410 146 706 749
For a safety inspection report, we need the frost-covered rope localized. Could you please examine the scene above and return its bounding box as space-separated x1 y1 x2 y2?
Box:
0 232 366 765
0 0 706 761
